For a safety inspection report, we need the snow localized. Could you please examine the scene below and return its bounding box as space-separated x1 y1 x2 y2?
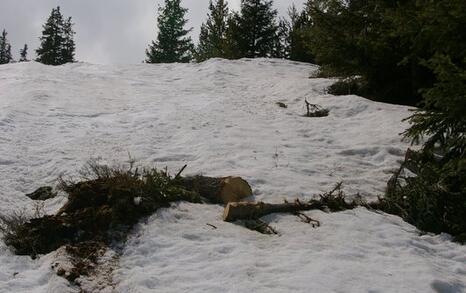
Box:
0 59 465 292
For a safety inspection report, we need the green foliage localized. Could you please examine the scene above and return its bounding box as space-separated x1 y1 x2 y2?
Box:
404 55 466 156
0 29 13 64
146 0 194 63
384 55 466 242
304 0 415 104
19 44 28 62
236 0 279 58
271 17 290 59
383 150 466 242
287 5 314 63
327 77 369 97
223 12 244 59
196 0 307 61
0 210 31 253
299 0 466 240
303 0 466 105
1 160 201 256
36 7 76 65
317 182 362 212
195 0 230 62
61 17 76 64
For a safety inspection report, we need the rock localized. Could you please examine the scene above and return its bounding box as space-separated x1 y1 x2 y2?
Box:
26 186 57 200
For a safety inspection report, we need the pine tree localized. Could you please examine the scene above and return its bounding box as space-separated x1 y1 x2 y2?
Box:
19 44 28 62
36 7 75 65
237 0 279 58
272 17 290 59
61 17 76 63
0 29 13 64
36 7 64 65
195 0 229 62
288 5 313 63
223 12 244 59
146 0 194 63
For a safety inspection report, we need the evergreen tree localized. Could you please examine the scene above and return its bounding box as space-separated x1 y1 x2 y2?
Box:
393 0 466 240
36 6 75 65
304 0 413 103
302 0 466 239
36 7 65 65
237 0 279 58
223 12 244 59
19 44 28 62
272 17 290 59
195 0 229 62
0 29 13 64
288 5 313 63
61 17 76 63
146 0 194 63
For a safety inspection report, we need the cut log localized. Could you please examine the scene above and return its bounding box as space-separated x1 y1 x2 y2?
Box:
223 200 323 222
219 177 253 204
178 176 252 204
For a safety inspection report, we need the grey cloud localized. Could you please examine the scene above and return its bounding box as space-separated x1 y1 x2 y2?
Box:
1 0 304 64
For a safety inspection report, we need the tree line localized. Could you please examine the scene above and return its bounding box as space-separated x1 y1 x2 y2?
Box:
132 0 466 242
146 0 312 63
0 6 75 65
1 1 314 66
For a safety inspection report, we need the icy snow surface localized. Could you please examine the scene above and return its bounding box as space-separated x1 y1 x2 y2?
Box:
0 59 465 292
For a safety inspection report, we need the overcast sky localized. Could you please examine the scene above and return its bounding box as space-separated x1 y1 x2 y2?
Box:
1 0 305 64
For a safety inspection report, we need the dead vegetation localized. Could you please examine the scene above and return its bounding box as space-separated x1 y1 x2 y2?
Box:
25 186 57 200
3 160 207 258
0 160 374 290
304 99 329 117
224 182 364 234
0 201 46 257
0 160 254 290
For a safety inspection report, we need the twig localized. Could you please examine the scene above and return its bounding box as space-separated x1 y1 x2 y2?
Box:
175 164 188 179
206 223 217 230
293 212 320 228
244 219 279 235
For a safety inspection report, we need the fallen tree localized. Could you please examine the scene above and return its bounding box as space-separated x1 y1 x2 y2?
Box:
224 200 324 222
178 174 252 204
223 182 363 234
0 160 254 290
0 161 364 290
2 161 254 258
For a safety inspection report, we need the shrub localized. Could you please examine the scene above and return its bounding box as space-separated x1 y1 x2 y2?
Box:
383 151 466 242
327 77 368 97
382 55 466 242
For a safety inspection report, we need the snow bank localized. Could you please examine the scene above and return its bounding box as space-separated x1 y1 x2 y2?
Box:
0 59 464 292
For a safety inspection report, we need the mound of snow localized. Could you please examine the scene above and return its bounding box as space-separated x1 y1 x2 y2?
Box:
0 59 464 292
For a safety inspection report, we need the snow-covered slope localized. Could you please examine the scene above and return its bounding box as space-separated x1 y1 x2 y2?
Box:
0 59 465 292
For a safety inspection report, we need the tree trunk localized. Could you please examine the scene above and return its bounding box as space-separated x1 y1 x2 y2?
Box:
223 200 324 222
178 176 252 204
